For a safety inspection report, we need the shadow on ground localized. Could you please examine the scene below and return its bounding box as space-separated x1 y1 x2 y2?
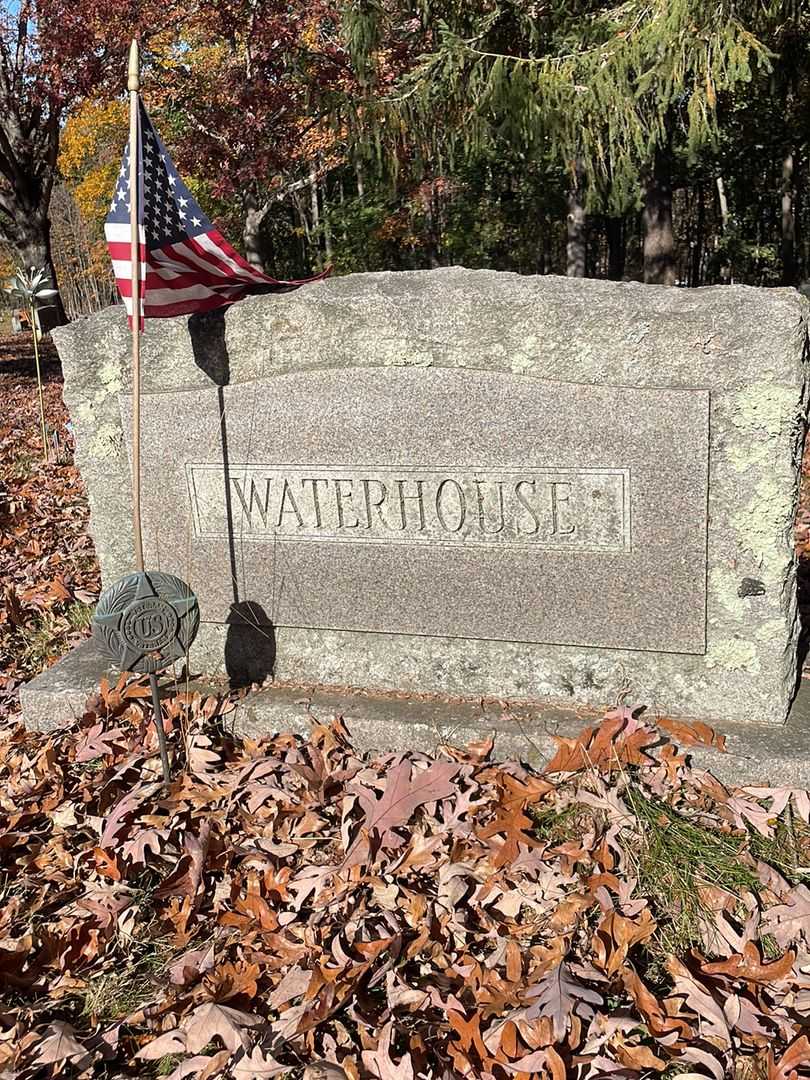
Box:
0 333 61 381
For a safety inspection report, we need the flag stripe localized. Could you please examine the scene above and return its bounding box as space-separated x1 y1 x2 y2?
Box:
123 292 240 318
196 231 269 283
113 253 253 293
117 279 242 305
156 239 245 283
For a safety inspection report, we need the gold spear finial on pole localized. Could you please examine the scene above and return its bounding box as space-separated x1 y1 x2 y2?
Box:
128 37 144 571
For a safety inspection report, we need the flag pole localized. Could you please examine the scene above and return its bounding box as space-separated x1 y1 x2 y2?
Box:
93 44 201 792
128 40 170 785
128 38 145 573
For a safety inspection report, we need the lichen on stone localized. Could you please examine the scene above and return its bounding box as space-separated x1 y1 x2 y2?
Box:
706 638 758 673
730 382 798 438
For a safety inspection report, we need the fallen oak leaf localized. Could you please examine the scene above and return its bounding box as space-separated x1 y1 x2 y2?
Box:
502 1049 550 1075
616 1041 667 1071
447 1008 490 1062
31 1022 92 1067
505 1045 565 1080
3 584 24 627
302 1062 348 1080
268 966 313 1008
727 793 779 838
548 891 596 933
346 758 459 863
100 781 161 847
702 941 796 985
186 730 223 781
477 804 541 867
524 961 603 1042
438 735 494 763
361 1021 415 1080
742 787 810 826
92 846 122 881
154 821 211 899
202 959 261 1001
136 1029 187 1059
592 907 657 976
86 1022 122 1062
761 884 810 947
169 943 216 986
180 1002 263 1053
122 825 168 864
74 722 128 762
76 887 135 932
665 957 731 1048
769 1035 810 1080
122 680 153 699
232 1046 288 1079
44 576 71 602
165 1052 231 1080
662 1076 725 1080
657 716 726 751
544 716 656 774
620 967 691 1042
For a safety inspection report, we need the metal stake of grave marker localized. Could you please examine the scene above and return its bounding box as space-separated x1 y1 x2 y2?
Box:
91 40 200 788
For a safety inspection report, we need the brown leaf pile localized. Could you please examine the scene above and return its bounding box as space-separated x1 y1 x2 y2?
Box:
0 341 100 718
2 687 810 1079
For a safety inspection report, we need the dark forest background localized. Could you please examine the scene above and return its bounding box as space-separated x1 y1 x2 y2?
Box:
1 1 809 323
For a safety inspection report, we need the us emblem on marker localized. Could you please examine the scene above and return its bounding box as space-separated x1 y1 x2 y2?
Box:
93 570 199 674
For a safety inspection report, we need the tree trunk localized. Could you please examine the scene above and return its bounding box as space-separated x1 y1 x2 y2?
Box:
355 160 365 201
11 214 66 329
309 166 320 232
691 183 705 287
782 149 797 286
243 190 268 273
423 186 441 268
291 186 311 271
321 177 333 262
715 175 732 283
292 189 311 243
537 217 547 275
716 175 730 231
566 161 586 278
0 18 66 325
606 216 625 280
642 147 677 285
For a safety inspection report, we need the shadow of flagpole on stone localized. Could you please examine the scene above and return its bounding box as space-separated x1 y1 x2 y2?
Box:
188 308 276 688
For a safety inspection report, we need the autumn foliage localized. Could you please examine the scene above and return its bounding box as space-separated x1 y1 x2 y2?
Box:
2 692 810 1078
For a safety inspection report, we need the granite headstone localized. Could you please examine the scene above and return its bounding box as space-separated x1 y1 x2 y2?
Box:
47 269 809 726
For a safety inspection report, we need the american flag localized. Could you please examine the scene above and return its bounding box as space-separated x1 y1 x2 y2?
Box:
105 100 326 324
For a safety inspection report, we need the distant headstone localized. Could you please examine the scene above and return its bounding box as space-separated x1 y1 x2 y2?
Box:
51 269 809 725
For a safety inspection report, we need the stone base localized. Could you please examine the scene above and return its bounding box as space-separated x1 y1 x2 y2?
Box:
17 639 810 788
18 639 118 731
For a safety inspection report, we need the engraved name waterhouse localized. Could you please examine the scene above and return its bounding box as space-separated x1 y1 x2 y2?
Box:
187 464 631 552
